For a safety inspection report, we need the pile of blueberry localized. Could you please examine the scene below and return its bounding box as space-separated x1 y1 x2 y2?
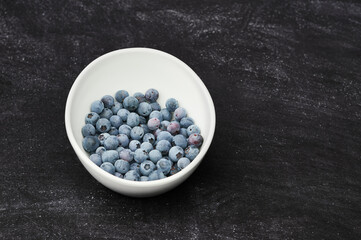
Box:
81 88 203 181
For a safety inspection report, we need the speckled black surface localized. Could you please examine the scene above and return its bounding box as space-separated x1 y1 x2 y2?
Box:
1 0 361 239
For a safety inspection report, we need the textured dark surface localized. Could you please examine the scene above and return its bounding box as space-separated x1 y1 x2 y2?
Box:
1 0 361 239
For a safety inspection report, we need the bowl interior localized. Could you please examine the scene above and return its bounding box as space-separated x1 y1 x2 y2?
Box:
67 48 215 183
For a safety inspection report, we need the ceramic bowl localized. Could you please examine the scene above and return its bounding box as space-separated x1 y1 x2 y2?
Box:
65 48 216 197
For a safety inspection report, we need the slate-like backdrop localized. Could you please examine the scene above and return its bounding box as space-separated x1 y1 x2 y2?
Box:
1 0 360 239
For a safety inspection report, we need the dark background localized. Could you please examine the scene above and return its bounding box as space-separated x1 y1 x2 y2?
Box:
1 0 361 239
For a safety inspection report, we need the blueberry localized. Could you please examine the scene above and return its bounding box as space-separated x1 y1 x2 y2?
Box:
148 169 165 181
147 118 160 131
85 112 100 125
137 102 152 117
186 125 201 136
149 111 163 121
130 126 144 141
140 124 150 134
169 163 180 176
96 118 111 133
111 102 123 114
99 108 113 119
180 117 194 128
153 129 162 138
185 146 200 160
127 112 140 127
100 162 115 175
117 134 129 147
140 176 149 181
143 133 156 145
160 120 170 131
101 150 119 164
130 162 141 174
123 96 139 111
134 149 148 163
149 149 162 163
141 142 153 153
96 146 106 156
145 88 159 102
156 158 172 175
117 109 130 122
188 133 203 147
114 159 130 174
101 95 115 108
156 140 171 155
129 140 141 151
169 146 184 162
167 121 180 135
108 127 119 136
140 160 156 176
82 124 96 137
119 149 133 162
103 136 119 150
157 131 173 143
90 153 102 166
139 116 147 124
177 157 190 170
116 146 124 153
179 128 188 137
172 134 187 149
118 124 131 137
98 133 110 145
165 98 179 112
91 100 104 114
82 136 100 152
115 172 124 178
150 102 161 111
115 90 129 103
110 115 122 128
161 108 172 121
124 170 140 181
133 92 146 103
174 107 187 121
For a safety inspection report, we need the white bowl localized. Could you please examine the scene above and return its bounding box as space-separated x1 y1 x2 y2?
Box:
65 48 216 197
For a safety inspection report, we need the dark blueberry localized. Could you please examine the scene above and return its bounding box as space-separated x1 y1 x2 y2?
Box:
165 98 179 112
96 118 111 133
82 136 100 153
137 102 152 117
85 112 100 125
99 108 113 119
145 88 159 102
140 160 156 176
111 102 123 115
123 96 139 111
143 133 156 145
150 102 161 111
133 92 146 103
161 108 172 121
101 150 119 164
180 117 194 128
82 124 96 137
108 127 119 136
169 146 184 162
124 170 140 181
90 153 102 166
91 100 104 114
101 95 115 108
114 160 130 174
115 90 129 103
100 162 115 174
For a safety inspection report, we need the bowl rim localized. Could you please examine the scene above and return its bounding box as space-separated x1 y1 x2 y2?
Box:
65 47 216 187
